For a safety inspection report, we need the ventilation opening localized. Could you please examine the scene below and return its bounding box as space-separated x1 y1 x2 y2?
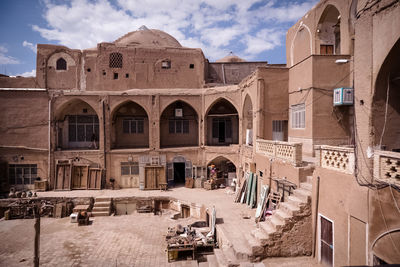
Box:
109 52 123 68
161 60 171 69
102 71 106 76
114 73 118 80
87 68 91 72
125 73 129 78
189 64 194 69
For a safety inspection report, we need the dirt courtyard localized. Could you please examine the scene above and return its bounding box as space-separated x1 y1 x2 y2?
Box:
0 211 196 267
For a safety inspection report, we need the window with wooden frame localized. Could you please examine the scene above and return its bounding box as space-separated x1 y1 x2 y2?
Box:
291 103 305 129
169 119 189 134
320 44 334 55
56 58 67 70
122 118 144 134
109 52 123 68
68 115 99 142
121 162 139 175
9 164 37 185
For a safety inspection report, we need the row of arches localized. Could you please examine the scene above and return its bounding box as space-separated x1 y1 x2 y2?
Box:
55 96 255 150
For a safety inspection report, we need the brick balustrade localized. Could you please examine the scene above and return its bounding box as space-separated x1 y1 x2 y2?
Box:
374 150 400 187
256 139 302 166
315 145 355 174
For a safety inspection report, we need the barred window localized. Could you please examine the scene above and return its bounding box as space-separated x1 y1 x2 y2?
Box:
68 115 99 142
122 118 144 134
56 58 67 70
121 162 139 175
109 52 123 68
169 120 189 134
9 164 37 185
291 103 305 129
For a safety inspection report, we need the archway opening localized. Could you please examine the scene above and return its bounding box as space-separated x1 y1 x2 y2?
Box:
372 38 400 151
207 156 237 186
242 95 253 145
55 99 99 150
206 98 239 146
111 101 149 149
160 100 199 148
317 5 341 55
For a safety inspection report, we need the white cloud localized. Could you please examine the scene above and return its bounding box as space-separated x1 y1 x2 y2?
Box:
32 0 318 61
0 45 20 65
15 69 36 77
23 41 37 53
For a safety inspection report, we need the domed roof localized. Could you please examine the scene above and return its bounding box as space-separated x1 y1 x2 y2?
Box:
216 52 246 63
114 26 182 48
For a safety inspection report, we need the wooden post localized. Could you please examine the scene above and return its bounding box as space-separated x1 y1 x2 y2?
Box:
34 206 40 267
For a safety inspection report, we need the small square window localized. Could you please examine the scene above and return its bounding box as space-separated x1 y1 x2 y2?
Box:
161 60 171 69
82 108 88 113
87 68 91 72
125 73 129 78
189 64 194 69
114 73 118 79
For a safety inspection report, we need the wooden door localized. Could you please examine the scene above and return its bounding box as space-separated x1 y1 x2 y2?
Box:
55 164 72 190
145 166 166 189
320 216 333 266
72 166 88 189
88 168 102 189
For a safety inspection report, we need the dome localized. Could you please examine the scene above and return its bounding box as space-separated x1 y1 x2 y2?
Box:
114 26 182 48
216 52 246 63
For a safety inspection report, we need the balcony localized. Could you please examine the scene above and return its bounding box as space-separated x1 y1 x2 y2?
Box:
374 150 400 187
256 139 302 166
315 145 355 174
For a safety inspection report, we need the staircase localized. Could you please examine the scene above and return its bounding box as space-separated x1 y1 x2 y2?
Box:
92 197 112 217
204 176 313 266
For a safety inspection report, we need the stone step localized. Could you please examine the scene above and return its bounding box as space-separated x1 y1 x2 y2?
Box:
300 182 312 191
266 215 285 231
239 263 254 267
287 195 304 207
258 221 276 237
217 224 251 261
198 262 208 267
95 197 112 202
214 248 239 267
92 206 110 212
251 228 270 246
244 233 264 257
94 201 111 207
207 254 219 267
91 211 110 217
279 202 300 216
274 209 291 222
293 188 311 202
306 176 313 183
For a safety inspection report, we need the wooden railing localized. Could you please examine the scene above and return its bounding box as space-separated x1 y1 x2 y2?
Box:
256 139 302 166
315 145 355 174
374 150 400 187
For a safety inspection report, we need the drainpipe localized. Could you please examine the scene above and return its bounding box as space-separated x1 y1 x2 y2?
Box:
102 99 107 185
312 176 320 257
48 97 51 189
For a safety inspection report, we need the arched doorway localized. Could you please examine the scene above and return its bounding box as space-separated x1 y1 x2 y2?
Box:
160 100 199 148
111 101 149 149
55 99 99 150
242 95 253 145
372 38 400 151
207 156 237 185
317 5 341 55
206 98 239 146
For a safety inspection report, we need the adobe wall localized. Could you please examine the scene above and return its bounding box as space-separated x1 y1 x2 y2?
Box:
0 90 49 149
286 0 353 67
312 166 369 266
0 77 38 88
207 62 269 85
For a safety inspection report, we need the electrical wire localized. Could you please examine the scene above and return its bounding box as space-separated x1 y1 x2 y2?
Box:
379 74 391 147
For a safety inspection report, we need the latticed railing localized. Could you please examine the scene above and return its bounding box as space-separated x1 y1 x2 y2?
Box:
316 145 355 174
256 139 302 166
374 150 400 187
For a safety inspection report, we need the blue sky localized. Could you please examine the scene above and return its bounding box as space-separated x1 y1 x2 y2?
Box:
0 0 317 77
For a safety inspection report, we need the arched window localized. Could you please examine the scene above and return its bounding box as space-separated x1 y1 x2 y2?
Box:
56 58 67 70
109 52 123 68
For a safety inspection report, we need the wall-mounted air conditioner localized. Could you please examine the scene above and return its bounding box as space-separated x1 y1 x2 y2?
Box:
333 87 354 106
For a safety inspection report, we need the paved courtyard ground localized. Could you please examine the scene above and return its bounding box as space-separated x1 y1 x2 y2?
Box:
0 187 321 267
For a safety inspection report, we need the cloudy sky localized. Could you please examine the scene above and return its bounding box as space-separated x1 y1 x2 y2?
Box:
0 0 317 77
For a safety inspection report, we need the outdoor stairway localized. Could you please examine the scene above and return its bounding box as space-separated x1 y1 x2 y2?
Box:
209 176 313 266
91 197 111 216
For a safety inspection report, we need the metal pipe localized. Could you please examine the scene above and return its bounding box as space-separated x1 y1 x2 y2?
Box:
48 98 51 189
102 99 107 186
312 176 320 258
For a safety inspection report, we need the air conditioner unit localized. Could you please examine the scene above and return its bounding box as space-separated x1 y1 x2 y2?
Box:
333 87 354 106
